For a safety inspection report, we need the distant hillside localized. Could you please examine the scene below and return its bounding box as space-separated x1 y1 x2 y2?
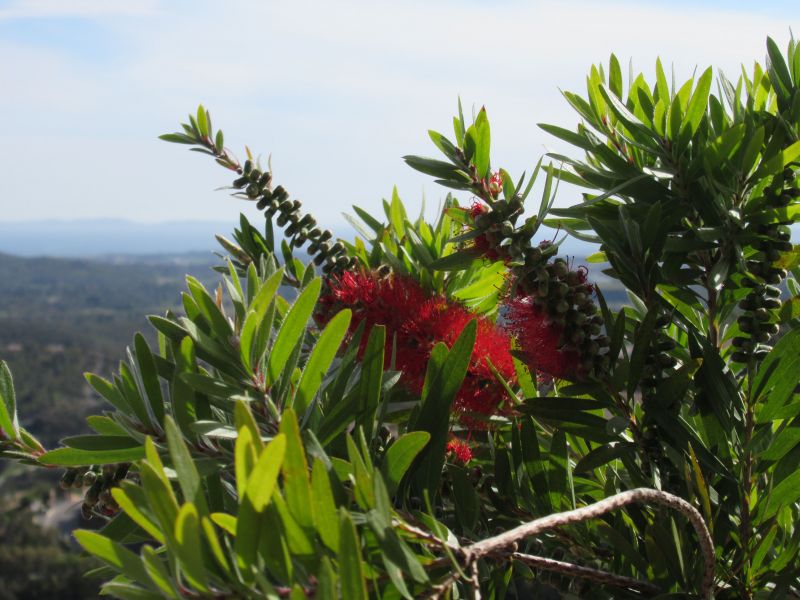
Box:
0 219 233 257
0 251 220 446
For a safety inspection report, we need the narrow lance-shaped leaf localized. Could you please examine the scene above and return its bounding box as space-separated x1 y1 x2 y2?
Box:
266 277 321 387
173 503 210 593
294 309 351 414
0 361 19 441
338 509 368 600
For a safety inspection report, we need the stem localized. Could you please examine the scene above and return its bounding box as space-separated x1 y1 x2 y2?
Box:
707 285 719 349
738 358 757 599
448 488 715 599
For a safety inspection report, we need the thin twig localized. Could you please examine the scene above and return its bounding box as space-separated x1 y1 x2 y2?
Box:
464 488 715 599
511 552 659 595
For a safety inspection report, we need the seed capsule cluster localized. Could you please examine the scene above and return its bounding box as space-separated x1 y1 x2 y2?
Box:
232 160 356 275
639 312 681 491
733 168 797 363
640 313 678 397
60 464 129 519
471 199 610 379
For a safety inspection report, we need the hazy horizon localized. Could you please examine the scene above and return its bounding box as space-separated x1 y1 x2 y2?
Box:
0 216 601 258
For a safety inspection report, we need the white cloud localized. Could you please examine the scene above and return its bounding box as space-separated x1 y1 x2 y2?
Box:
0 0 158 20
0 0 796 228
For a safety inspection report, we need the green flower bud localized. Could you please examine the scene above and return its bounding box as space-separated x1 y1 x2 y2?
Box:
245 183 260 199
526 247 542 263
537 280 549 298
657 353 677 368
737 316 754 333
655 314 671 328
555 300 570 314
86 480 103 504
570 330 586 345
731 351 749 363
551 259 568 278
81 503 94 520
754 308 771 322
60 469 79 489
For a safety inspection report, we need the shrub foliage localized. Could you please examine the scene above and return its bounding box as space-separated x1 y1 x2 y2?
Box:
2 37 800 599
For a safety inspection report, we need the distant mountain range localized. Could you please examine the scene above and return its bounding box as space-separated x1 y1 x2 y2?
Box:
0 219 234 257
0 219 602 259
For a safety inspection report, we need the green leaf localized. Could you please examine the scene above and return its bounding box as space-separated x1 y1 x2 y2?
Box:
246 433 287 512
141 545 179 599
174 503 209 592
428 130 460 161
520 417 551 513
755 330 800 423
473 107 491 178
86 415 128 437
758 468 800 522
0 361 19 441
39 436 145 466
84 372 130 414
779 295 800 323
402 155 462 179
354 324 386 441
682 67 712 137
159 133 197 145
380 431 430 494
608 54 623 98
111 483 165 544
234 400 264 452
266 278 321 387
295 309 351 414
429 250 479 271
412 321 476 497
164 416 207 514
450 466 479 530
311 459 340 551
134 333 165 427
389 186 407 238
279 409 314 529
338 509 368 600
767 36 793 98
186 276 231 341
240 268 284 373
74 530 152 589
598 84 660 146
760 426 800 462
196 105 209 137
200 516 231 576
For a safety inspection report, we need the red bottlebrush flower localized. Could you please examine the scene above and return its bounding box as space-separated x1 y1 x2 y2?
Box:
446 437 473 464
488 171 503 197
318 271 516 422
469 202 502 262
503 297 580 381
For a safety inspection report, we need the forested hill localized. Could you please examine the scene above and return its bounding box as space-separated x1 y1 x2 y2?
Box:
0 251 219 446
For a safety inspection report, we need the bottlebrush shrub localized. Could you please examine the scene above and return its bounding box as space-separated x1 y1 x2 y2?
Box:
2 37 800 599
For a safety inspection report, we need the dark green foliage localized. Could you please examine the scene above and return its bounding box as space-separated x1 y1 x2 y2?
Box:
2 37 800 599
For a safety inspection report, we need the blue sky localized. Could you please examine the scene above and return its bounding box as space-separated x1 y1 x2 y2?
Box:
0 0 797 228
